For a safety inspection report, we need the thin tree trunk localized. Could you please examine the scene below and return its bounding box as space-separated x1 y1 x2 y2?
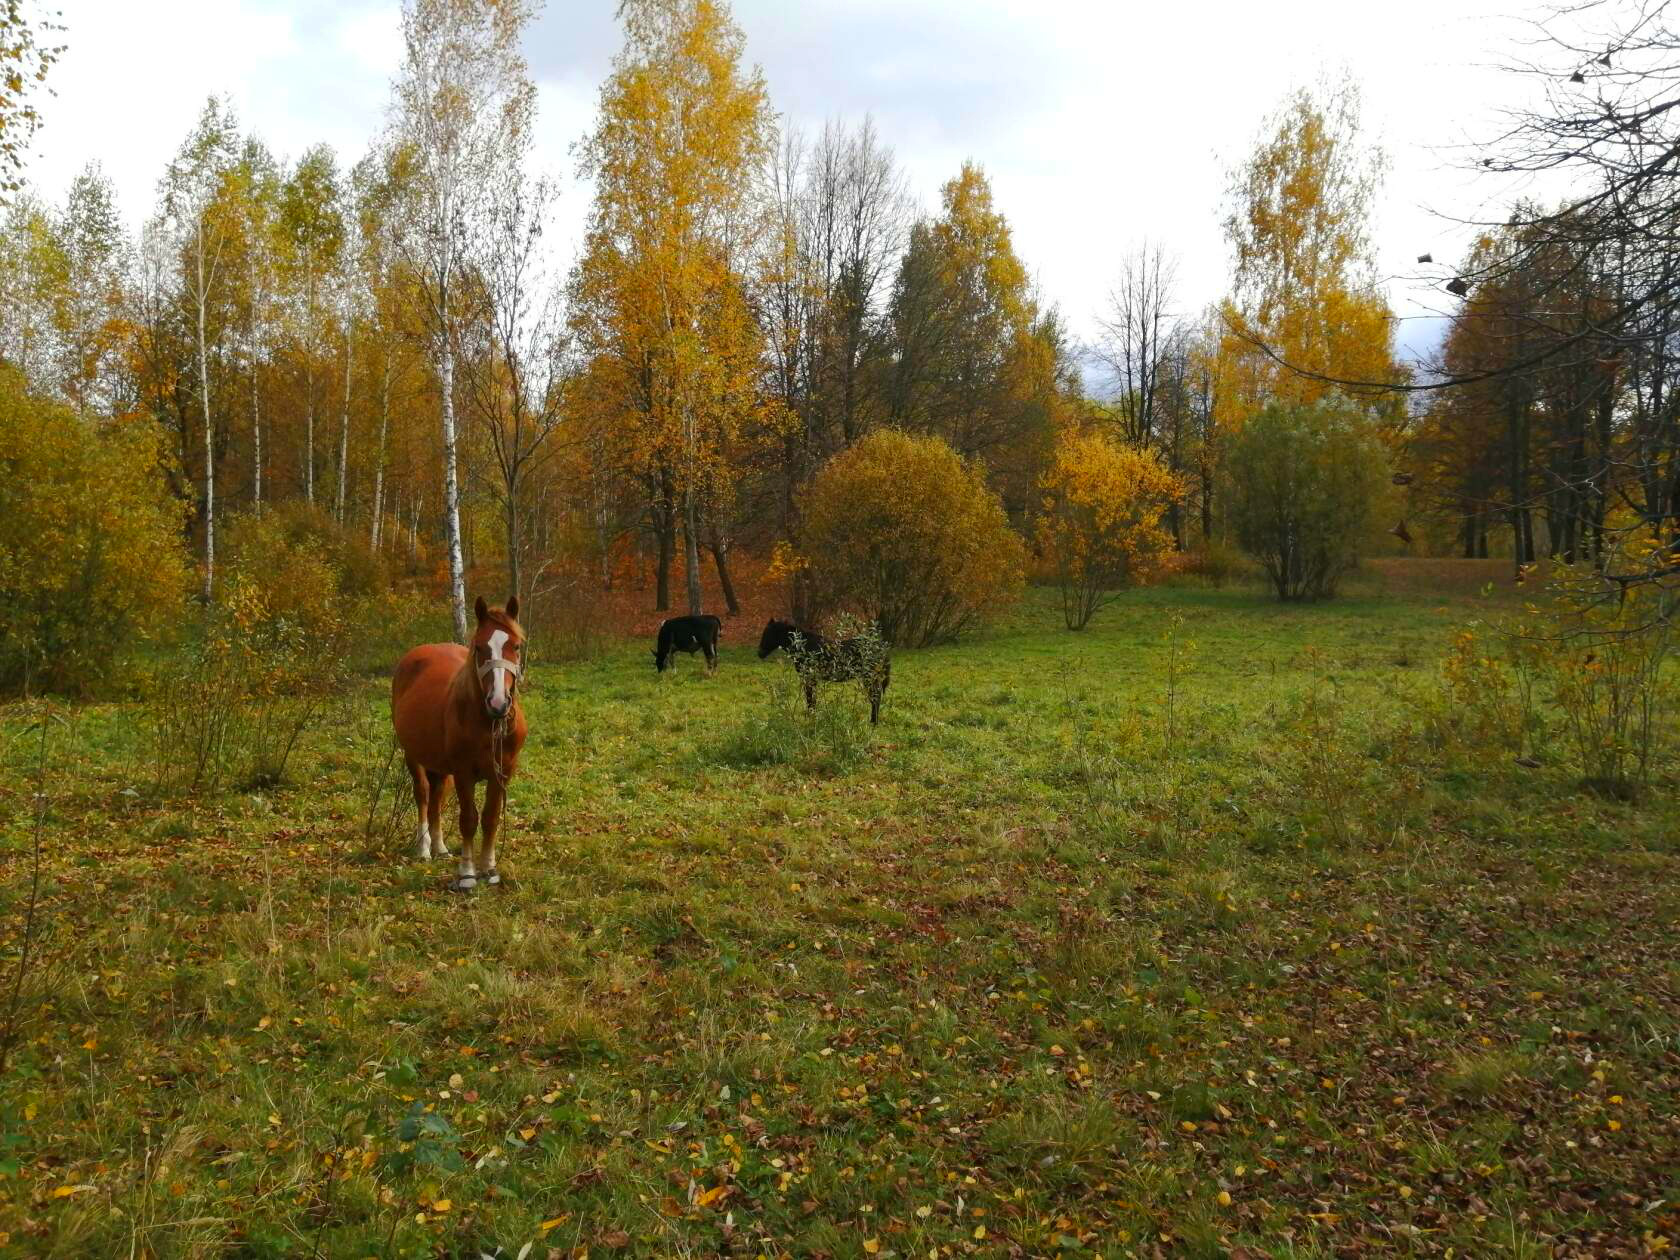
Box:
505 472 521 602
440 338 468 643
683 487 703 615
655 519 673 612
336 320 352 523
251 349 262 518
372 351 389 550
710 538 740 616
304 359 315 506
197 221 215 602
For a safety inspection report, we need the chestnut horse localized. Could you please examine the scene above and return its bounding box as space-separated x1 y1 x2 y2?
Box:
392 596 528 891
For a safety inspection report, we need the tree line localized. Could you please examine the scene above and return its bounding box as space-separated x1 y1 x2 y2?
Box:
2 0 1430 651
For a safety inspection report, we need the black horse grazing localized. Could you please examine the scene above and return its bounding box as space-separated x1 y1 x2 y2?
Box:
654 615 722 673
757 618 891 723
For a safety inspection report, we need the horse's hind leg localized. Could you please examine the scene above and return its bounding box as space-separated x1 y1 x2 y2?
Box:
426 771 451 859
408 761 432 860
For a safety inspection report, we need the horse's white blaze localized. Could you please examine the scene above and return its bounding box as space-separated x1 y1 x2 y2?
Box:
486 628 510 711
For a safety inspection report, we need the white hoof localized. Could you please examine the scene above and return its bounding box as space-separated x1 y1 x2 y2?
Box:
449 875 477 893
484 869 501 886
432 845 452 860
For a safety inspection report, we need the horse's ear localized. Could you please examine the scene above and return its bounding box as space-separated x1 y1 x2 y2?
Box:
474 595 488 623
506 595 519 620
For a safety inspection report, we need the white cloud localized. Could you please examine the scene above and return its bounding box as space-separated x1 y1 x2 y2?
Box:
33 0 1542 352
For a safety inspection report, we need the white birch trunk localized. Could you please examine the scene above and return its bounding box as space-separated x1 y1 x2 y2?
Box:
197 218 215 602
336 320 352 522
372 350 390 550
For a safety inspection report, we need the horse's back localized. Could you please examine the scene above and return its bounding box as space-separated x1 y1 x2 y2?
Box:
392 643 467 767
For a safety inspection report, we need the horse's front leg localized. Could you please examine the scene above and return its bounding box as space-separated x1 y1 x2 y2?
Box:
480 778 506 886
451 777 481 892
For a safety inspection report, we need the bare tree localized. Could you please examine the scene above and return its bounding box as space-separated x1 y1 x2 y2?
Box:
460 159 564 603
390 0 538 642
1097 241 1180 449
760 115 910 619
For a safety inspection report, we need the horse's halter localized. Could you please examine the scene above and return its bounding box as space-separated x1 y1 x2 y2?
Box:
476 640 522 719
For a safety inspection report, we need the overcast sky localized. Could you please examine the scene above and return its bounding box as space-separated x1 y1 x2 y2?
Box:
34 0 1548 366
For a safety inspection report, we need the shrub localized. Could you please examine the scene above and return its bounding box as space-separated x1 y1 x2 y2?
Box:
143 529 354 796
1226 398 1392 601
799 429 1026 646
717 665 875 776
1035 429 1182 629
1511 551 1675 799
518 572 611 664
1171 539 1250 588
222 500 388 606
0 368 188 695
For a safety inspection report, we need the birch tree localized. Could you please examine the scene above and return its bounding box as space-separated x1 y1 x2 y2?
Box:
229 140 279 513
461 158 563 603
278 144 343 507
390 0 537 642
161 96 238 600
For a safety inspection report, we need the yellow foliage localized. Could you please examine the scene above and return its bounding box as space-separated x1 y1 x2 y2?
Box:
1035 430 1183 629
1221 81 1406 430
0 366 187 694
799 429 1026 647
568 0 773 560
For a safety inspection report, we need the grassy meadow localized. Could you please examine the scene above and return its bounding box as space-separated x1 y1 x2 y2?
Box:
0 562 1677 1258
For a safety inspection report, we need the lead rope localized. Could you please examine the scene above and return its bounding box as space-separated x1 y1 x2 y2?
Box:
490 713 512 788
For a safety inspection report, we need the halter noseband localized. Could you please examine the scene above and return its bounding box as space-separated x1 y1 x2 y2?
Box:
477 653 522 715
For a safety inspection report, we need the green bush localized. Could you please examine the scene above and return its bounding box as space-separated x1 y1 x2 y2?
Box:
1226 398 1392 601
0 367 188 695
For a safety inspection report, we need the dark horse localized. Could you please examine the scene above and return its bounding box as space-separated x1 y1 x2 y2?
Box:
654 614 722 673
757 618 890 724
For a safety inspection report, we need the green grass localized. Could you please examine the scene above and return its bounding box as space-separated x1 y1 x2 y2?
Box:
1 568 1677 1258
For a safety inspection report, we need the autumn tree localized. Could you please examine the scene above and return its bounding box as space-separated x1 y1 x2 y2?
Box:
1036 429 1182 629
226 140 281 512
161 96 239 600
570 0 773 615
799 428 1025 646
885 162 1071 513
391 0 537 642
0 365 187 694
277 145 343 508
53 165 129 414
1221 80 1404 426
0 0 63 200
350 145 419 553
0 191 61 386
